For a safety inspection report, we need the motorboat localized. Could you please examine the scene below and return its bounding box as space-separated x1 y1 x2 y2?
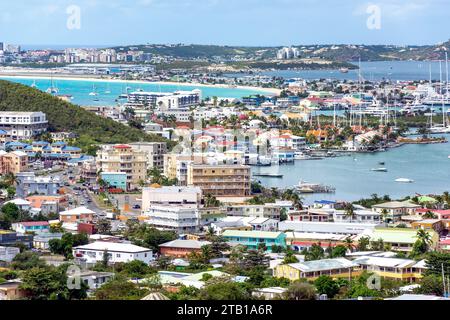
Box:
371 168 388 172
395 178 414 183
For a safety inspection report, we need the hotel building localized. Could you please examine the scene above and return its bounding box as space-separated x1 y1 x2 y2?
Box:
0 112 48 140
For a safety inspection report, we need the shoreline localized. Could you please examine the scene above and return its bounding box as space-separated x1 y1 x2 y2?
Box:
0 71 281 96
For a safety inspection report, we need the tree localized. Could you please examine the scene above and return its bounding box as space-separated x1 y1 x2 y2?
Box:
410 229 432 257
49 233 89 259
344 203 355 222
11 251 46 270
283 249 299 264
370 238 385 251
357 237 371 251
415 274 444 296
117 260 154 279
303 243 325 261
204 194 221 208
343 237 354 252
95 276 148 300
199 280 251 300
20 266 87 300
314 276 340 299
284 282 316 300
96 219 112 235
330 245 347 258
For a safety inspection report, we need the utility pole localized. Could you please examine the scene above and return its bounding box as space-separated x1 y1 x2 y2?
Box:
442 263 446 297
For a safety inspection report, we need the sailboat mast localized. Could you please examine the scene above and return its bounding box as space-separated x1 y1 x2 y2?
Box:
440 60 445 126
446 51 449 126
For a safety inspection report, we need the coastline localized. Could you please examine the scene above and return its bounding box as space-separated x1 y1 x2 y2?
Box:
0 71 281 96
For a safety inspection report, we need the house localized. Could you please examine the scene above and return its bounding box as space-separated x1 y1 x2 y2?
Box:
222 230 287 251
0 246 20 262
285 231 357 252
11 221 50 234
333 209 382 224
278 221 379 235
0 281 28 300
159 239 211 258
26 195 63 215
59 206 95 223
361 228 439 252
0 230 33 248
15 172 62 198
411 219 444 234
372 201 422 221
73 241 154 265
4 198 31 212
353 256 427 283
252 287 287 300
33 233 64 250
274 258 358 281
79 271 114 290
210 216 279 233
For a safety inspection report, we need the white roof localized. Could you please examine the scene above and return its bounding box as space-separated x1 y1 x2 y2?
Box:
387 294 450 300
353 256 418 268
5 198 31 206
59 206 95 216
74 241 151 253
288 258 357 272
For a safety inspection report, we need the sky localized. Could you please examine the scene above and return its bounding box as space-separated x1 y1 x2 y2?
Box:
1 0 449 48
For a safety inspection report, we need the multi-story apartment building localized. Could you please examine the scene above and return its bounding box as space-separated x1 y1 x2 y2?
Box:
129 142 167 171
225 204 281 220
141 186 202 213
144 205 200 234
0 151 28 174
127 90 201 108
0 112 48 140
80 160 98 185
163 154 194 186
187 164 251 198
15 172 61 198
96 145 147 191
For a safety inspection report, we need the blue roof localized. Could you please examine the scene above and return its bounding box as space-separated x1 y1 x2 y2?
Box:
0 130 7 135
32 141 50 146
6 142 27 147
24 146 33 150
315 200 336 205
62 146 81 151
52 141 66 146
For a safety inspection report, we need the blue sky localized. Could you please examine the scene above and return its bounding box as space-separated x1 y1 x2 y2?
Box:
0 0 449 47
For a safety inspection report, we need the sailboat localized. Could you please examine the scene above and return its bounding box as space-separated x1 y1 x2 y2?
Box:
46 74 59 94
31 80 37 88
89 84 98 96
105 83 111 94
429 56 450 134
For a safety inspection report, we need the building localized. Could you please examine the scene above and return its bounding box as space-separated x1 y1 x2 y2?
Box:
141 185 202 213
0 112 48 140
362 228 439 252
96 144 147 191
0 151 28 174
372 201 422 221
274 258 358 281
25 195 62 215
159 239 211 258
100 172 127 191
4 198 32 212
187 164 251 198
129 142 167 171
225 204 281 220
15 172 61 198
80 160 98 185
11 221 50 234
333 209 382 224
0 246 20 262
0 281 27 300
33 233 64 250
411 219 444 234
79 271 114 290
163 154 194 186
278 221 379 235
59 206 95 223
0 230 33 248
252 287 287 300
222 230 287 251
73 241 154 265
127 90 201 108
210 216 279 233
144 205 200 234
353 256 427 282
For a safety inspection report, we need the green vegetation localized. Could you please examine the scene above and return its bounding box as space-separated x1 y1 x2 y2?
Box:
48 233 89 259
0 80 171 148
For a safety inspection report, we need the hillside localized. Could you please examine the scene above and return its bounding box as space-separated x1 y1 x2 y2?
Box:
0 80 169 146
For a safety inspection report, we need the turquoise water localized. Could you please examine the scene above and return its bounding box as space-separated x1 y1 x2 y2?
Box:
0 76 274 106
254 134 450 203
227 60 449 82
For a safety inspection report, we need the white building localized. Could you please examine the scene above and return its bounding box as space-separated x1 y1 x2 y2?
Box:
141 186 202 213
0 112 48 140
210 216 279 234
73 241 154 265
333 209 382 224
144 205 200 234
0 246 20 263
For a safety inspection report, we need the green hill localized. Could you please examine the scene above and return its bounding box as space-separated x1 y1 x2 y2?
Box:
0 80 169 147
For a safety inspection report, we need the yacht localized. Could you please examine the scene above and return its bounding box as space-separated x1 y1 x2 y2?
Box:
395 178 414 183
31 80 37 88
400 99 428 114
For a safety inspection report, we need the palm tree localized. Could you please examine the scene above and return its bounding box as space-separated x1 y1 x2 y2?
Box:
344 203 355 222
344 236 354 252
381 209 389 223
416 229 432 250
3 173 17 187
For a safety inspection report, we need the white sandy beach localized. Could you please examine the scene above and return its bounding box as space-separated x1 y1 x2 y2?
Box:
0 69 281 95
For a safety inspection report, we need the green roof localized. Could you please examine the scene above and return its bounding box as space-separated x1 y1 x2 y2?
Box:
222 230 284 239
369 228 437 245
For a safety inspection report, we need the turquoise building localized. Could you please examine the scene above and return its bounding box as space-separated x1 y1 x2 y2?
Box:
222 230 287 251
100 172 127 191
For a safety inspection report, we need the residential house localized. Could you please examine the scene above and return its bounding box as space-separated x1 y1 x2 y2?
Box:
159 239 211 258
222 230 287 251
11 221 50 234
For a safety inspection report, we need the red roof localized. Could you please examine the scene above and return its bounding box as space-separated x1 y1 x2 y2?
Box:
114 145 131 149
19 221 49 227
